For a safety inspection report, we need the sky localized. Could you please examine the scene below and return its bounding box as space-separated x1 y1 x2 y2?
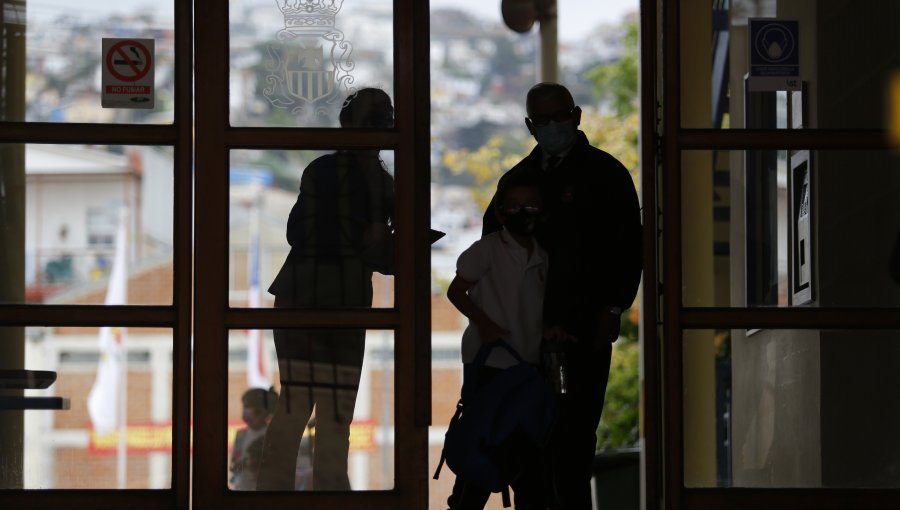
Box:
29 0 638 42
431 0 639 41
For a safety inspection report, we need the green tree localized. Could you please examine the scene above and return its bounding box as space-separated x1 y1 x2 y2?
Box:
441 22 641 207
441 105 639 211
596 310 640 451
441 135 533 210
583 21 639 118
585 19 641 452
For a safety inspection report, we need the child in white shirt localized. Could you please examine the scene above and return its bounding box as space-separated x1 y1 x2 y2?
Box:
445 171 549 510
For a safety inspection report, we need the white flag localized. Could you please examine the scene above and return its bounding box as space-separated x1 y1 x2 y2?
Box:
247 228 270 389
87 208 128 435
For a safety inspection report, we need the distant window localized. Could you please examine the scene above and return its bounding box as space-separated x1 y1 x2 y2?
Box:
86 206 116 247
59 350 151 365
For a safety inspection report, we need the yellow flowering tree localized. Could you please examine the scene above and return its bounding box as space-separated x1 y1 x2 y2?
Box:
440 106 639 210
441 135 532 210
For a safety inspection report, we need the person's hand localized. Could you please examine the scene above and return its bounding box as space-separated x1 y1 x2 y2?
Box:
597 310 622 345
478 319 509 344
543 326 576 342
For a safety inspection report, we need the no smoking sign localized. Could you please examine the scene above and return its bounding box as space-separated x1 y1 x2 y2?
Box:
102 38 154 109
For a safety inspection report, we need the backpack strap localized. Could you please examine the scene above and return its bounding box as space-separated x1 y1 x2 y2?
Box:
432 399 464 480
501 486 511 507
461 340 527 410
432 451 446 481
471 340 525 369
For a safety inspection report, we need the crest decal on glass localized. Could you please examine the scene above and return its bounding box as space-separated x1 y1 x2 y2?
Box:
263 0 355 118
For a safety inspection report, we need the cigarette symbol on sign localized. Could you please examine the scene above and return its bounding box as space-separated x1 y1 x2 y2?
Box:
106 40 151 82
114 47 143 66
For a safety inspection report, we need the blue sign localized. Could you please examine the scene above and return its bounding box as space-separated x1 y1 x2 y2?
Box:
749 19 800 91
230 166 273 186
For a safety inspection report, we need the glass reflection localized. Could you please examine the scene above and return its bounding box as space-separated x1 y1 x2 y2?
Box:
230 0 394 127
682 149 900 308
684 329 900 489
0 145 175 305
267 89 395 309
22 0 175 123
226 329 395 491
229 95 396 309
682 1 899 129
0 326 173 489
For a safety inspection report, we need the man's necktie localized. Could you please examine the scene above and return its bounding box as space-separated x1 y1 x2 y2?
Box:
546 155 559 170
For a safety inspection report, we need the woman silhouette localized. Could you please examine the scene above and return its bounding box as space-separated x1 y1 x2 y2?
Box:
257 88 395 491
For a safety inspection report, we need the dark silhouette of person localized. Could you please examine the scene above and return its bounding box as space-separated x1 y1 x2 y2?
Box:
230 387 278 490
257 87 395 491
482 82 642 509
444 171 550 510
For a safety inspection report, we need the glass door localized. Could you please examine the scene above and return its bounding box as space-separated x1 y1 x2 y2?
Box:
650 0 900 508
0 0 431 508
0 0 192 508
191 0 432 508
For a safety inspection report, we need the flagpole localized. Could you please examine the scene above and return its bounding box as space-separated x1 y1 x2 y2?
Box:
247 182 269 389
117 208 129 489
117 350 127 489
87 206 130 488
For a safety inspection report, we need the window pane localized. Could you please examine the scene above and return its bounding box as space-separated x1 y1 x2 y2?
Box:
681 1 897 129
19 1 175 123
229 150 395 309
230 0 394 127
0 326 173 489
0 144 173 305
683 328 900 489
226 328 394 491
682 149 900 308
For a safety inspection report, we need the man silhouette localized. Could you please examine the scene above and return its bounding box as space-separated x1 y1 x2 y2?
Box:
483 82 642 509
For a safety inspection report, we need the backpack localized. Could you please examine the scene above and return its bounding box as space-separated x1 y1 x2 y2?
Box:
433 341 556 507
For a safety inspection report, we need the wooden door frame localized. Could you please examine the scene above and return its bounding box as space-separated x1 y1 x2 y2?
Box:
646 1 900 508
191 0 432 508
0 1 194 509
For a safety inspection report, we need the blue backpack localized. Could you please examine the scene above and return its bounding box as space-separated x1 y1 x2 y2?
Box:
433 341 556 507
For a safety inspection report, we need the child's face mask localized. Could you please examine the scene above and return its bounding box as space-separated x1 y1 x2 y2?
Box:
504 209 539 235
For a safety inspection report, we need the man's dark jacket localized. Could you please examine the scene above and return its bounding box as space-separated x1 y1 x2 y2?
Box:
483 131 642 341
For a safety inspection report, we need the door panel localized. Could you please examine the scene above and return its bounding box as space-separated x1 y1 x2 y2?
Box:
228 0 396 128
0 0 192 508
657 0 900 508
192 0 430 508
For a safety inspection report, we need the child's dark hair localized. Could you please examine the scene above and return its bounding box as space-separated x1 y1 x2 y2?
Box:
496 169 542 207
242 387 279 416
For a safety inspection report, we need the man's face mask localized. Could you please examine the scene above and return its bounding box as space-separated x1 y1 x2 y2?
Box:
533 119 577 155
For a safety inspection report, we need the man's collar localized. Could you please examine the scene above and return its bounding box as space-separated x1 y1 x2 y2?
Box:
541 146 572 169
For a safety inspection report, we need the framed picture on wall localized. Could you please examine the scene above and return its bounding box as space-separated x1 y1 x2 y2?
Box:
743 78 789 312
790 150 814 305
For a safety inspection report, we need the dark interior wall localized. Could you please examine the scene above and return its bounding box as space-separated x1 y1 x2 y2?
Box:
816 0 900 130
820 331 900 487
815 0 900 488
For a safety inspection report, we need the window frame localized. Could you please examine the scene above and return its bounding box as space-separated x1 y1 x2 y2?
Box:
647 1 900 508
190 0 431 508
0 1 193 509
